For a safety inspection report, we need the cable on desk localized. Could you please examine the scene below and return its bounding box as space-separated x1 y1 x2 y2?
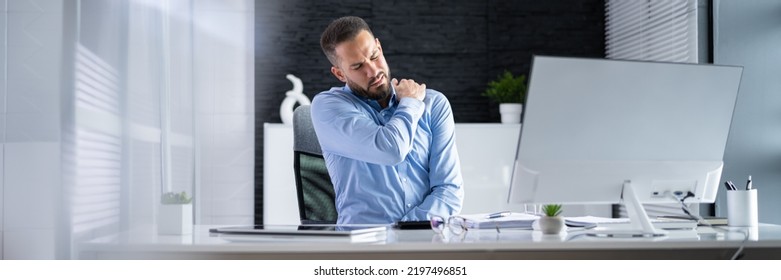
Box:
693 222 750 260
728 227 751 260
692 225 749 260
671 191 749 259
730 242 746 260
670 191 710 226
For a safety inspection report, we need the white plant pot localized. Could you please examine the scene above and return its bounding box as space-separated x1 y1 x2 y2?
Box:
499 103 523 124
539 216 565 234
158 204 193 235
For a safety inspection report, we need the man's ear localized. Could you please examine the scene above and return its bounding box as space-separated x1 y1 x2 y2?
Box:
331 66 346 83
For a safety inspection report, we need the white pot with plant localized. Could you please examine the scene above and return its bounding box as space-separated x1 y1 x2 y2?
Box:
482 70 527 124
158 191 193 235
539 204 565 234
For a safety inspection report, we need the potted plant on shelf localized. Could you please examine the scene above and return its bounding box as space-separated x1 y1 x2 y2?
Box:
539 204 564 234
158 191 193 235
482 70 527 124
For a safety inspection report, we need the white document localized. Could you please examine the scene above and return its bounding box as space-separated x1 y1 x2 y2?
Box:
457 212 540 229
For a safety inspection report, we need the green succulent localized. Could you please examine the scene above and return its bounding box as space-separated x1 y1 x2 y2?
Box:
161 191 192 205
482 70 527 104
542 204 563 217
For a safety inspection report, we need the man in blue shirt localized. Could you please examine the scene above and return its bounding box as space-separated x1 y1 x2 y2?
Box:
311 16 464 224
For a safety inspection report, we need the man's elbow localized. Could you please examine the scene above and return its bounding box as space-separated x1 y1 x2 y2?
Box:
375 146 408 165
372 133 411 165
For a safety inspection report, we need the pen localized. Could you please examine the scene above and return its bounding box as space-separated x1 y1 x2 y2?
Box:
746 175 752 190
724 181 732 191
486 211 511 219
727 180 737 191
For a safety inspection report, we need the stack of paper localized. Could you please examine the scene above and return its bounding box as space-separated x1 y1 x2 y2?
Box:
564 215 698 230
456 212 540 229
564 216 626 227
656 215 728 226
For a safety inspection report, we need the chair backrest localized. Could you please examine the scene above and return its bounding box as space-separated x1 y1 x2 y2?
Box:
293 105 338 224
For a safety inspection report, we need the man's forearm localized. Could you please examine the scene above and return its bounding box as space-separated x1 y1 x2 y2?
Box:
402 184 464 221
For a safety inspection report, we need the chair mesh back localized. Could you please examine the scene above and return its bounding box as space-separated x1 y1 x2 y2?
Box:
295 152 338 223
293 105 337 224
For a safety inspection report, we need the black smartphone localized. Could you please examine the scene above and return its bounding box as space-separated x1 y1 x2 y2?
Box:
394 220 431 230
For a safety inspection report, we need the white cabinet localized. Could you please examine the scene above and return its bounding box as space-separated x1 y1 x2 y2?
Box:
262 124 299 225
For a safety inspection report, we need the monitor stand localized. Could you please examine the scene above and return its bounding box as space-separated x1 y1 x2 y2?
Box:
586 180 668 238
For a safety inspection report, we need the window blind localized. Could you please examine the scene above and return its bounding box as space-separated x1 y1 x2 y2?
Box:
605 0 698 63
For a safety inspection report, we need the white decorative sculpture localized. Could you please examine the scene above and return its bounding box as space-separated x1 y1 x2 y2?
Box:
280 74 311 125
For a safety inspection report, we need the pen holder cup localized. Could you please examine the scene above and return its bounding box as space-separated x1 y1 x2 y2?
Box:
727 189 758 227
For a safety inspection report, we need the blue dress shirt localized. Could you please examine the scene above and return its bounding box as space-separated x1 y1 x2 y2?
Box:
310 84 464 224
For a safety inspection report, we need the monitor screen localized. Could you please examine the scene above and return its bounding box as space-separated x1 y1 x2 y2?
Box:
508 56 742 206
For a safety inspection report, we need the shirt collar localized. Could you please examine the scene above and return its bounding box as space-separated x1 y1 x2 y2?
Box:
344 84 397 112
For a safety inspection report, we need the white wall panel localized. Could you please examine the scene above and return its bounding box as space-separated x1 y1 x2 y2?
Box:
193 0 254 225
0 115 4 142
1 0 7 259
2 0 61 260
0 11 5 118
202 146 254 167
210 216 253 226
5 4 61 143
212 198 253 217
0 146 4 233
8 0 57 12
5 113 59 142
193 0 252 12
4 142 57 229
3 229 54 259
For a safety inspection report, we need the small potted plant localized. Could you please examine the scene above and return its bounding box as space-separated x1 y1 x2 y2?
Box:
482 70 527 123
539 204 564 234
158 191 193 235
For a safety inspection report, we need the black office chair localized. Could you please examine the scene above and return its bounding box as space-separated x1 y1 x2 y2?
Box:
293 105 338 224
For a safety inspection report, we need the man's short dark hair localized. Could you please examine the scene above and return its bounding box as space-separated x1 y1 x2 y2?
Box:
320 16 373 66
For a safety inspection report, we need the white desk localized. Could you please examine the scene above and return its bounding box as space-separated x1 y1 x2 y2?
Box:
78 224 781 259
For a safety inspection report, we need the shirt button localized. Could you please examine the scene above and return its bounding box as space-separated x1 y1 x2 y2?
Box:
407 204 412 207
402 178 407 182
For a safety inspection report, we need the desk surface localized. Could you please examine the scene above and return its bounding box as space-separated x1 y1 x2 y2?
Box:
78 224 781 259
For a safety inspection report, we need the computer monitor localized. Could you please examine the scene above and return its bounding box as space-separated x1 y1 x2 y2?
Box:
508 56 742 237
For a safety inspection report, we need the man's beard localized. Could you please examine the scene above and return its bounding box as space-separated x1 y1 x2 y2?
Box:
348 71 392 101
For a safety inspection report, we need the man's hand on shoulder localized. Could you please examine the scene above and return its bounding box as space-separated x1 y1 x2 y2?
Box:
392 78 426 102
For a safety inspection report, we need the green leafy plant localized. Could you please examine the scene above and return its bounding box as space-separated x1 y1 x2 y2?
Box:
161 191 192 205
482 70 527 104
541 204 563 217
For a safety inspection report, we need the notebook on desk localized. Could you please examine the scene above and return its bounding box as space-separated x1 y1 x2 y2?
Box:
456 212 539 229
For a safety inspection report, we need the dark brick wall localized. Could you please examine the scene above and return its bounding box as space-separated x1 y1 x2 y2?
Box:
254 0 605 223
